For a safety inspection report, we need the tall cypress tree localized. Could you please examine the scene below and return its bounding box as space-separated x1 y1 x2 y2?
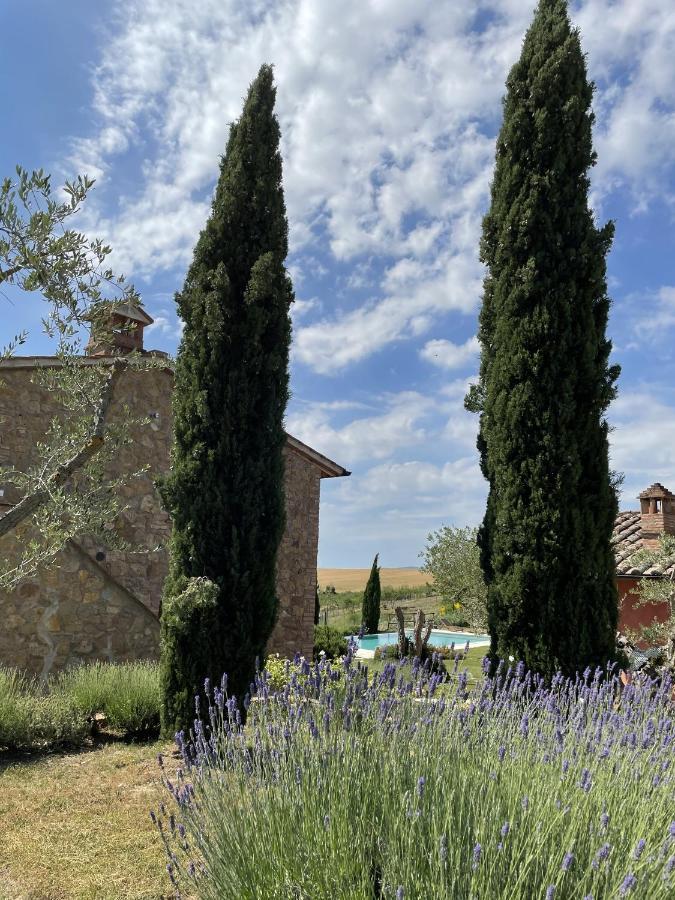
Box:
362 554 381 634
160 65 293 732
465 0 620 676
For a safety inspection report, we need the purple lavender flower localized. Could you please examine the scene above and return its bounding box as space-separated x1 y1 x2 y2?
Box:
633 839 646 860
522 795 529 810
561 851 574 872
592 842 611 869
579 768 592 792
498 745 506 763
323 814 330 830
396 888 404 900
670 822 675 839
501 821 510 838
619 873 637 896
417 776 426 798
545 887 555 900
600 811 610 830
472 843 482 869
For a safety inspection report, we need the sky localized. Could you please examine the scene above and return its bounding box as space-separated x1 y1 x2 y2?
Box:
1 0 674 568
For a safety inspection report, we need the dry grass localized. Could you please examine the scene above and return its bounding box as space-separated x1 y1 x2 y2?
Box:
0 741 177 900
317 567 429 592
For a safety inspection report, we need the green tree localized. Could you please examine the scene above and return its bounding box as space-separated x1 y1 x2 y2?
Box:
159 65 293 734
361 554 381 634
465 0 620 676
420 526 487 629
0 167 145 588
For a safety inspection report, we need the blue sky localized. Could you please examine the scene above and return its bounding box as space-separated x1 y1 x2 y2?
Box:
2 0 674 567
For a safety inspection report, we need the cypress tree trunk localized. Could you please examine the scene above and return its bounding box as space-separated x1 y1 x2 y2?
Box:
362 554 381 634
465 0 620 676
160 65 293 734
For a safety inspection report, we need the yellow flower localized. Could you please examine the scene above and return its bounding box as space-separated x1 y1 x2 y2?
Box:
453 602 462 610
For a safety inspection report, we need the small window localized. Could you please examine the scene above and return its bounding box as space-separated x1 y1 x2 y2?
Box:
655 499 661 512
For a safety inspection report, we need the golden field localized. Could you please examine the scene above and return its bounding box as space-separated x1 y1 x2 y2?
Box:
317 567 429 592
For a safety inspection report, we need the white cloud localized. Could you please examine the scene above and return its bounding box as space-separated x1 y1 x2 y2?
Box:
635 286 675 337
609 390 675 503
420 335 479 370
66 0 675 372
286 390 435 464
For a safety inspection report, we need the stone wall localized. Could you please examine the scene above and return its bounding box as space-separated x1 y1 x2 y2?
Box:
0 359 328 675
0 526 159 676
269 448 322 661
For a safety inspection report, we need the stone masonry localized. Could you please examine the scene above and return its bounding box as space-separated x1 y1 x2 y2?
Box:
0 356 348 676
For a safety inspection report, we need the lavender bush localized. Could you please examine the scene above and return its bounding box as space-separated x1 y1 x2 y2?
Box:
156 652 675 899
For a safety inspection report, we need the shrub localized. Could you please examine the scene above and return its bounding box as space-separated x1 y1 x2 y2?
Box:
263 655 296 691
59 661 161 735
313 625 348 659
0 668 87 751
158 661 675 899
160 577 221 737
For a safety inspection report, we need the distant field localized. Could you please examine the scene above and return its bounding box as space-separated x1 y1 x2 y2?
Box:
317 567 430 592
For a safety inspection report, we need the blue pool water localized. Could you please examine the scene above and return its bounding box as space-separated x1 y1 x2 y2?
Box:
355 630 489 651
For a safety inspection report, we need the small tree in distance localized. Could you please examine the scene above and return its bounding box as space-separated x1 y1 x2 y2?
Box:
420 526 487 630
362 554 381 634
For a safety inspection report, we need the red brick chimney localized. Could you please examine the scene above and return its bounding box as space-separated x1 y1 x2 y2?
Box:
638 483 675 550
86 303 154 356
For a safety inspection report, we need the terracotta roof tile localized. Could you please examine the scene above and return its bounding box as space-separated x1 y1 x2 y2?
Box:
613 510 675 578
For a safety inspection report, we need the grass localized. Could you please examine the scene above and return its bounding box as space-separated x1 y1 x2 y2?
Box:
0 741 177 900
0 662 161 753
317 567 429 592
364 646 487 682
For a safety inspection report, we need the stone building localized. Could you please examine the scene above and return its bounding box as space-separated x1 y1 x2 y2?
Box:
614 483 675 638
0 307 348 677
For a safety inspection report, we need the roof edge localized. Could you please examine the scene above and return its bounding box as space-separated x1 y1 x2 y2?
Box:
285 433 350 478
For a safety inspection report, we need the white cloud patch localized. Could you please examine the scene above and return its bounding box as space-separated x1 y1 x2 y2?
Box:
609 389 675 504
420 335 479 370
286 391 435 464
66 0 675 372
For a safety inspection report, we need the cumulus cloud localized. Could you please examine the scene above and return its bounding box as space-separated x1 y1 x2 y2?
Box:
286 391 435 464
66 0 675 372
420 335 479 370
609 389 675 505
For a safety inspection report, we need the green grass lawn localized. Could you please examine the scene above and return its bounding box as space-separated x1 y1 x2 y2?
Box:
362 646 486 683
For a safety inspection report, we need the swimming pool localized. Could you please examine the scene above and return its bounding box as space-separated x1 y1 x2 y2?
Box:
355 630 490 652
